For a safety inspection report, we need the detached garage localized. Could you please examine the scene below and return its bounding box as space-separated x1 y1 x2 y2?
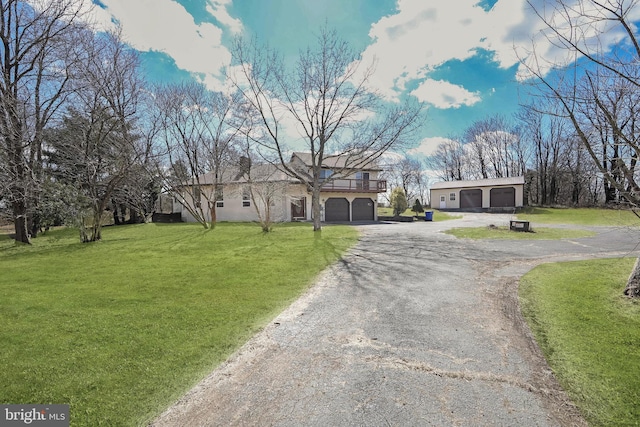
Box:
430 176 525 211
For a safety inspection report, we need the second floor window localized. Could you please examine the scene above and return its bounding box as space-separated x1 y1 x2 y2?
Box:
319 169 333 180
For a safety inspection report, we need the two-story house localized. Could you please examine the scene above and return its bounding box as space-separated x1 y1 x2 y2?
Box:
172 152 387 223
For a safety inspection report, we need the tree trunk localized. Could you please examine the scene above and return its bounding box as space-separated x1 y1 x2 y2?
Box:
113 202 121 225
13 203 30 244
311 186 322 232
209 201 216 229
624 257 640 298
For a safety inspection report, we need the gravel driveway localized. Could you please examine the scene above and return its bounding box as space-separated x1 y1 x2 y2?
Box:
151 213 640 426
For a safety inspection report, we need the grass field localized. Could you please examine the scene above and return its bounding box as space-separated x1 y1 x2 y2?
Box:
445 226 595 240
520 259 640 426
444 206 638 240
518 206 639 226
0 222 358 426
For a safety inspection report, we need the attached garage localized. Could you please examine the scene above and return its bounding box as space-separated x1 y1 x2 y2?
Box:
325 198 350 222
490 187 516 207
352 198 374 221
460 189 482 209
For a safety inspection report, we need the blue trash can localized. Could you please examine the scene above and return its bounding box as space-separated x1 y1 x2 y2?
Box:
425 211 433 221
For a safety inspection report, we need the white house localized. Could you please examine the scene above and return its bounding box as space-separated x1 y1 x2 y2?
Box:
173 152 388 223
430 176 525 211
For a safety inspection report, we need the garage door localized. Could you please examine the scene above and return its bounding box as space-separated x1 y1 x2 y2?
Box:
460 189 482 209
325 198 349 222
490 187 515 207
352 198 374 221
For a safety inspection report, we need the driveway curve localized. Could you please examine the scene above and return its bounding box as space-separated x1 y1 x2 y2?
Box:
151 213 640 426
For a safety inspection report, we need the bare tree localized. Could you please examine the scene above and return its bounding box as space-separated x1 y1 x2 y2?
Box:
0 0 90 243
426 138 467 181
229 27 424 231
381 156 425 204
244 160 290 232
519 105 567 205
46 29 147 242
522 0 640 296
155 82 240 229
522 0 640 205
464 116 526 179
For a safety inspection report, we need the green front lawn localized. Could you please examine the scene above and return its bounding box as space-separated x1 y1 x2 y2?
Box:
0 223 358 426
445 226 595 240
518 207 639 227
444 207 636 240
520 259 640 426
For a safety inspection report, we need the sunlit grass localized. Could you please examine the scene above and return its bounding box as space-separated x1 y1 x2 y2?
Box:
518 207 639 227
0 222 358 426
445 226 595 240
520 259 640 426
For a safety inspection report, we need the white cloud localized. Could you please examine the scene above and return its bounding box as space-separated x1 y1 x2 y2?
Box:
356 0 640 102
357 0 529 102
510 0 640 80
410 79 481 108
206 0 243 34
92 0 236 91
409 136 455 156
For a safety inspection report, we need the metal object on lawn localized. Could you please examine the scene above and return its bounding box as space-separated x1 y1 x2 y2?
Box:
509 220 530 232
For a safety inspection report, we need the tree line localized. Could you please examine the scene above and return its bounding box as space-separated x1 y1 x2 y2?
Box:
424 109 603 207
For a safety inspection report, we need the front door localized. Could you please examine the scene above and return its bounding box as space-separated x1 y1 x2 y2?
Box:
439 195 446 209
291 197 306 220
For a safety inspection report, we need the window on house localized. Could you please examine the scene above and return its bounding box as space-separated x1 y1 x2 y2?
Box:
449 192 456 201
215 185 224 208
242 188 251 207
319 169 333 180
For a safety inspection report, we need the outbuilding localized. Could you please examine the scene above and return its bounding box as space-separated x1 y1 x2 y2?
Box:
430 176 525 211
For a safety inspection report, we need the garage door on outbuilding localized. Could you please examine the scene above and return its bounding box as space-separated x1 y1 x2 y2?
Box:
352 198 374 221
490 187 515 207
460 189 482 209
325 198 350 222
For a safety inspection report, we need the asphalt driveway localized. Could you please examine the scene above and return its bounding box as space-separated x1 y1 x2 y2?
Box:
151 213 640 426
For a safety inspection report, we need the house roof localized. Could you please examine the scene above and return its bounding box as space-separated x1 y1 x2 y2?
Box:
430 176 525 190
291 152 382 171
182 163 298 187
181 151 382 187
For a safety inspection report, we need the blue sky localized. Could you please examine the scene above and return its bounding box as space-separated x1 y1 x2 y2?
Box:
89 0 640 157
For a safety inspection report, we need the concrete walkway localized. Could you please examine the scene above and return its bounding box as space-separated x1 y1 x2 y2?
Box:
151 214 640 426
